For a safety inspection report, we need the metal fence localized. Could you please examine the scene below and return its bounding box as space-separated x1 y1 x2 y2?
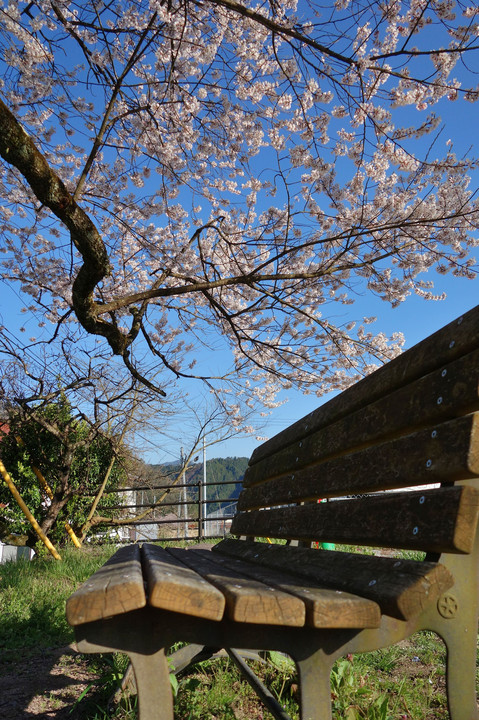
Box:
89 478 239 544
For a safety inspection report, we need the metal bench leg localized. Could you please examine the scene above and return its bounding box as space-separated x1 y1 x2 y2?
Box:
440 625 479 720
423 549 479 720
129 649 174 720
296 649 333 720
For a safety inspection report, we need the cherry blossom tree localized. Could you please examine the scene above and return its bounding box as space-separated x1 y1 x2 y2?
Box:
0 0 478 423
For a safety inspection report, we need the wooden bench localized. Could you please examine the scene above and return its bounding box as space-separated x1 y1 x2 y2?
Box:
67 304 479 720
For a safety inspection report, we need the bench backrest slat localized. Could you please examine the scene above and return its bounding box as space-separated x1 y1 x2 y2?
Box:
244 346 479 488
238 413 479 511
250 307 479 467
231 486 479 554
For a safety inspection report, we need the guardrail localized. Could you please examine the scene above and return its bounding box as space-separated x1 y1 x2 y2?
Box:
87 478 239 544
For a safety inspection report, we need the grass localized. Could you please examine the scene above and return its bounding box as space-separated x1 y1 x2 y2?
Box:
171 640 451 720
0 544 116 657
0 545 477 719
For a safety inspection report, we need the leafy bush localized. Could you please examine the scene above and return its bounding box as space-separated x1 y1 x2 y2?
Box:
0 399 126 546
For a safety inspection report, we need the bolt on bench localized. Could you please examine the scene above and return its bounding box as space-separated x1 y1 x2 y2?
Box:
67 304 479 720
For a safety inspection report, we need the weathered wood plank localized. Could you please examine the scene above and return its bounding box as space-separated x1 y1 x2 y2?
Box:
66 545 146 626
167 547 306 626
239 414 479 510
142 544 225 621
200 550 381 628
214 538 455 621
251 306 479 466
231 486 479 554
245 347 479 488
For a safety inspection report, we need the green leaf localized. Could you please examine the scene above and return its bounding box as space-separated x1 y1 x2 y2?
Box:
268 651 295 674
170 672 179 696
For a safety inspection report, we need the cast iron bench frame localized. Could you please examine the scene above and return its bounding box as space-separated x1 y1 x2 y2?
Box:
67 305 479 720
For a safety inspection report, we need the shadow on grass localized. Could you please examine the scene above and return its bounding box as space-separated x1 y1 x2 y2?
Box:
0 642 131 720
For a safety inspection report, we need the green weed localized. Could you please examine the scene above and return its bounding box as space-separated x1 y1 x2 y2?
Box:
0 545 116 655
174 659 249 719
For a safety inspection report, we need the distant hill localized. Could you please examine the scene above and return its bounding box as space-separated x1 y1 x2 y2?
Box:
152 456 249 511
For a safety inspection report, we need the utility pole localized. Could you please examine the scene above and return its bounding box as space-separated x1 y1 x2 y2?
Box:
200 436 207 538
180 447 188 538
178 448 184 539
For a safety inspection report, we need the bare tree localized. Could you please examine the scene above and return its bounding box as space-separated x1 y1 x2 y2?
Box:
0 331 167 544
83 402 255 536
0 326 254 543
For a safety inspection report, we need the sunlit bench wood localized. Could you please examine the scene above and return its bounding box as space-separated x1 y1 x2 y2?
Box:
67 304 479 720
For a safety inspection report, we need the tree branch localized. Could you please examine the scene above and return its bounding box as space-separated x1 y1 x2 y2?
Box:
0 100 129 355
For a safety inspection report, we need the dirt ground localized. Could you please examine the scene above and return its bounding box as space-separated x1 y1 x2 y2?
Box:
0 637 474 719
0 644 100 720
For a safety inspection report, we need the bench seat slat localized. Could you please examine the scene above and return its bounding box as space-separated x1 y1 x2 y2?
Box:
231 486 479 554
141 544 225 621
244 347 479 488
251 306 478 466
167 547 306 626
214 539 455 621
200 549 381 628
66 545 146 626
239 414 479 510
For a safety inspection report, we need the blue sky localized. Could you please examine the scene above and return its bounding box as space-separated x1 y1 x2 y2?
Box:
1 4 478 466
2 274 476 465
208 277 477 460
200 58 479 461
1 232 476 467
